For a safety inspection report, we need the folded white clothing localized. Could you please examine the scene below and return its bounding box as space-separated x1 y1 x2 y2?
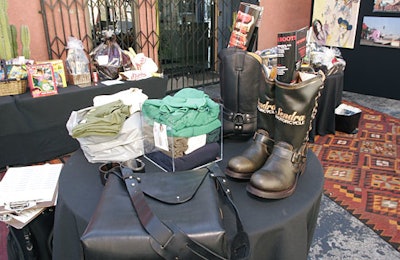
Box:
93 88 148 114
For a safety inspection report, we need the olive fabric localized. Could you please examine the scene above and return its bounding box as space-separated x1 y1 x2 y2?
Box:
71 100 131 138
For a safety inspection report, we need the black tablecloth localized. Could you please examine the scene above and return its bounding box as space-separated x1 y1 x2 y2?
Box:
0 77 167 168
310 72 344 141
53 138 324 260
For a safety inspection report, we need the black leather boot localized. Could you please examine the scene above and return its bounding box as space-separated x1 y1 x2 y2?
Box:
225 77 275 180
218 47 265 138
247 72 324 199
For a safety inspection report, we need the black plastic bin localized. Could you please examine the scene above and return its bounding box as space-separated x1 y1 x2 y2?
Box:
335 104 362 134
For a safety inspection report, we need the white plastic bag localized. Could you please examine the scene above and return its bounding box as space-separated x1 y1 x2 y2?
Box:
66 88 149 163
66 109 144 163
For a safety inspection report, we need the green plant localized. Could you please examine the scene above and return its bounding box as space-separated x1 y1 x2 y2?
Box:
0 0 13 60
21 25 30 59
0 0 31 60
10 24 18 58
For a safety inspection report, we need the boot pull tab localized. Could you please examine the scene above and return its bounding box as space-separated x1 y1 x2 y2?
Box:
234 51 245 71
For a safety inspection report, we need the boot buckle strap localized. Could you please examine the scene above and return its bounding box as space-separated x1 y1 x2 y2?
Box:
223 110 256 124
291 152 306 164
253 131 273 146
233 113 245 126
231 113 245 131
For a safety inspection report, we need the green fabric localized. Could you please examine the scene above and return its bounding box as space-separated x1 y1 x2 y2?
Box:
206 127 221 143
142 88 221 137
72 100 131 138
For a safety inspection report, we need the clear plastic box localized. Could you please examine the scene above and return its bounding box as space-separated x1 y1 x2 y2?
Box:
141 112 223 172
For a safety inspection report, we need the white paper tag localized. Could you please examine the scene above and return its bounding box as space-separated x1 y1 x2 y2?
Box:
153 122 169 151
97 55 109 66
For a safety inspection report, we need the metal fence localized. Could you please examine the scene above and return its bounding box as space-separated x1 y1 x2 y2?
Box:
39 0 257 92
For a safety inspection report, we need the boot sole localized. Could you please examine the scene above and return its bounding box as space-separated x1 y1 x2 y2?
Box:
246 173 300 199
225 167 253 180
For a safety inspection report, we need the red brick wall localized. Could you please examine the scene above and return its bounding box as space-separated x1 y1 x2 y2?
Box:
258 0 312 49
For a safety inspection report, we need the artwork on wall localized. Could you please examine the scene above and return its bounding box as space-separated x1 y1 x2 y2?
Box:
311 0 361 49
373 0 400 13
360 16 400 48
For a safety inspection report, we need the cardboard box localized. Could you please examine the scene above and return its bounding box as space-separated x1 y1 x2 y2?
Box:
335 104 362 134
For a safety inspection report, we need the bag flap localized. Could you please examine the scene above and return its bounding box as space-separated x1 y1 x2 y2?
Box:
130 167 209 204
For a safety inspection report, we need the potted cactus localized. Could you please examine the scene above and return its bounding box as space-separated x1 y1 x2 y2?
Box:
0 0 31 60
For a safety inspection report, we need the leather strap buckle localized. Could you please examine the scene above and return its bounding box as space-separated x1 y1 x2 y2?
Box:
233 113 245 131
233 113 245 125
98 159 145 185
291 150 307 164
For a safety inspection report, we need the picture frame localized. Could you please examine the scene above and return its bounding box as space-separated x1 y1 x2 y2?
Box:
360 16 400 49
311 0 361 49
373 0 400 13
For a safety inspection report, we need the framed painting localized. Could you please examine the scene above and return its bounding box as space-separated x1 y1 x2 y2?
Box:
373 0 400 13
311 0 361 49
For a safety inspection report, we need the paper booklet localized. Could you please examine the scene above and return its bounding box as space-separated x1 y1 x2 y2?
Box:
0 163 63 215
276 26 308 83
228 2 264 51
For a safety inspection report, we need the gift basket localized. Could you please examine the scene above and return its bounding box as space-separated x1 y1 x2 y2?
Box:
90 30 132 80
0 60 28 96
65 37 91 86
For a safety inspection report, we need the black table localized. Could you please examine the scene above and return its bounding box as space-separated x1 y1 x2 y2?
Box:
53 138 324 260
216 72 343 142
0 77 167 169
310 72 344 142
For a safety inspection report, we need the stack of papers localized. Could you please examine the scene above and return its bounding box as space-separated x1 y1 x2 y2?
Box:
0 163 63 229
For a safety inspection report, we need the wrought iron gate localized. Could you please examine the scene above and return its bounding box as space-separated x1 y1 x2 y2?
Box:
39 0 250 92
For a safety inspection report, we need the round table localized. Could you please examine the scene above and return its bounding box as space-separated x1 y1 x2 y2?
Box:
52 138 324 260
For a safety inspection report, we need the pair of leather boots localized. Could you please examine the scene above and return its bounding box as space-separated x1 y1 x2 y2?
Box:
220 50 325 199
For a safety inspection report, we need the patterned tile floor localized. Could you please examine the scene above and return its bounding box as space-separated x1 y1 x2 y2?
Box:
200 85 400 259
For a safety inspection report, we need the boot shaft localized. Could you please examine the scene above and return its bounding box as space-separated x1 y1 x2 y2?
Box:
274 73 324 149
257 77 275 138
218 48 265 137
